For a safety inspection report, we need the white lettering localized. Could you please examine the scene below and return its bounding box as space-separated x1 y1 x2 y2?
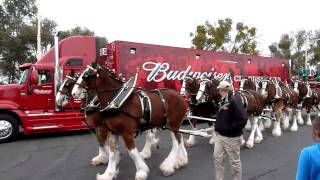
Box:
33 89 52 95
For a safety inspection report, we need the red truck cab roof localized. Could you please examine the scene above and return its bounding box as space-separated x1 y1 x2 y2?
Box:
19 36 98 70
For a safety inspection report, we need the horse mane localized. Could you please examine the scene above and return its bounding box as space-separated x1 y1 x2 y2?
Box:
99 66 126 83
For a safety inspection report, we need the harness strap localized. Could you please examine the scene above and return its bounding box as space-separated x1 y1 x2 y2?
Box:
156 89 168 129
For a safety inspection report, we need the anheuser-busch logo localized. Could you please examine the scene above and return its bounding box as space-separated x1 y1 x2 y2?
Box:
142 62 229 82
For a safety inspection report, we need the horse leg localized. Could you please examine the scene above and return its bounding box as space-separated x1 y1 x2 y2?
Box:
140 129 159 159
272 110 282 137
306 106 312 126
255 122 263 144
282 108 290 130
91 127 110 166
290 108 298 132
241 135 246 146
123 133 150 180
245 118 252 131
263 107 272 128
185 118 196 147
160 131 188 176
209 125 216 145
246 116 258 148
297 107 304 125
96 135 121 180
258 117 265 131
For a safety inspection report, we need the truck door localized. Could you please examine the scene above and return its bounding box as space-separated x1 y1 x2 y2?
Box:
27 69 54 111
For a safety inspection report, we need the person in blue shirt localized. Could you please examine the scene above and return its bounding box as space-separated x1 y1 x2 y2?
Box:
296 117 320 180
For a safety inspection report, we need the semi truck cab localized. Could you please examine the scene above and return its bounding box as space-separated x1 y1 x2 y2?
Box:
0 36 100 143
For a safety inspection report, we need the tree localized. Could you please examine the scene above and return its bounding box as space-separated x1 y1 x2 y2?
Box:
268 30 315 75
0 0 57 83
309 30 320 65
59 26 108 48
190 18 260 55
0 0 107 83
59 26 95 40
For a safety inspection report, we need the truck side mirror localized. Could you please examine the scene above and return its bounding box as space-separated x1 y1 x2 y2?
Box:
30 70 39 85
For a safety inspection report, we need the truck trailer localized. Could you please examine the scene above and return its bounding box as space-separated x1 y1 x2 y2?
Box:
0 35 289 142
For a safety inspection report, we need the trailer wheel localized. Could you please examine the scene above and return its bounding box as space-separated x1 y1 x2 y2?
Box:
0 114 20 143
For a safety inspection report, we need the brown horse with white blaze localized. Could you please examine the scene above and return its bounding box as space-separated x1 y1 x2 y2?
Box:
180 75 216 146
56 73 159 168
56 73 110 166
71 63 188 180
196 77 266 148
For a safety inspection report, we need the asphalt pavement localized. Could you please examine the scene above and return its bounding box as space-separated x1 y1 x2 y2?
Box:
0 119 315 180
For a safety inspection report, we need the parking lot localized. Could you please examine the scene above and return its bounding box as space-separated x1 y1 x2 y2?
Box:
0 122 313 180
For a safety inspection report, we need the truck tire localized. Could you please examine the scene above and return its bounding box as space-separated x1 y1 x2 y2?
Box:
0 114 20 143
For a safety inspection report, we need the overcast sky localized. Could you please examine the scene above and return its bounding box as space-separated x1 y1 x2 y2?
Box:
39 0 319 55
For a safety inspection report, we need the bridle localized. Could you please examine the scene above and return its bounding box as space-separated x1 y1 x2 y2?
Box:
197 78 213 103
76 64 126 94
58 75 77 96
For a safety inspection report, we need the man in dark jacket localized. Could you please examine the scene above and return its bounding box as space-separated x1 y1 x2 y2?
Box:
214 81 247 180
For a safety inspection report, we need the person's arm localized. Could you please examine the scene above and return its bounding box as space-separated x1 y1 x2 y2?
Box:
296 148 310 180
230 96 247 131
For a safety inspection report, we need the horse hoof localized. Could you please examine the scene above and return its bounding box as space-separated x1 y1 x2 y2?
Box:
272 132 281 137
241 139 246 146
140 151 151 159
91 155 109 166
254 137 263 144
160 163 175 176
306 121 312 126
135 170 148 180
209 138 215 145
96 173 114 180
290 126 298 132
185 140 195 147
246 141 254 148
152 138 160 149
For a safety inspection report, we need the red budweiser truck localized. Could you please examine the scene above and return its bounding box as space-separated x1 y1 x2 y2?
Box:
0 35 289 142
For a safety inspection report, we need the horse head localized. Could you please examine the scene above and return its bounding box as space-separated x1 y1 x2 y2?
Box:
259 80 276 100
243 78 256 91
196 76 220 104
180 75 198 96
71 62 124 109
56 71 78 106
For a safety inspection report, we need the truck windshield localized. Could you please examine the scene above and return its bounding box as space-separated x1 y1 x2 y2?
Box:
18 69 29 85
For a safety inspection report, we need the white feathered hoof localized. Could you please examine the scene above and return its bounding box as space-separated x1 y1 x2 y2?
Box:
96 170 118 180
264 120 272 129
209 137 215 145
160 163 175 177
254 136 263 144
290 125 298 132
135 170 148 180
272 129 282 137
297 117 304 125
259 125 265 132
246 140 254 148
91 155 109 166
140 150 151 159
185 137 195 147
151 137 160 149
282 121 289 130
245 122 252 131
306 119 312 126
241 138 246 146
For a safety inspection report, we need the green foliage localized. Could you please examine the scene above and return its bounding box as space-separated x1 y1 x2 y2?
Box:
268 30 320 75
190 18 259 55
59 26 95 40
0 1 107 83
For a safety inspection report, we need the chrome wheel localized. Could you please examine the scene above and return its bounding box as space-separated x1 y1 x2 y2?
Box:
0 120 13 140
